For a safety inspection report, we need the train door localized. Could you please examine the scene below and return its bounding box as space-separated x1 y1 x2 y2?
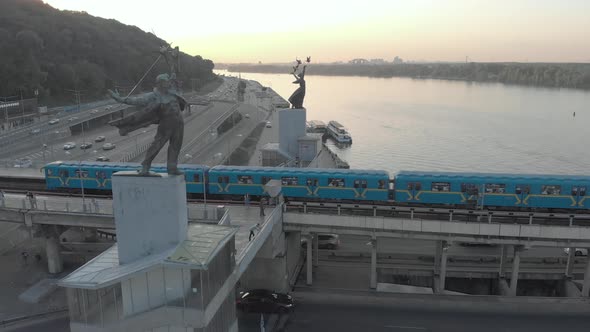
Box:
407 182 422 201
306 178 319 197
571 185 587 207
515 184 531 205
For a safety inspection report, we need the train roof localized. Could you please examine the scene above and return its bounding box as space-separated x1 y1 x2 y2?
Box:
45 161 208 170
396 170 590 181
210 165 389 176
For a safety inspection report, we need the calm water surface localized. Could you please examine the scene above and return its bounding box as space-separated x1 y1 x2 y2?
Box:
222 70 590 176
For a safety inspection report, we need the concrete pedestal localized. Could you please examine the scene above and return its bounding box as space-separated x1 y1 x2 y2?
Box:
112 172 188 264
278 108 306 158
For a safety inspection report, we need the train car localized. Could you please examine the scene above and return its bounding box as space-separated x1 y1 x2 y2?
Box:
44 161 209 194
395 171 590 210
208 166 390 201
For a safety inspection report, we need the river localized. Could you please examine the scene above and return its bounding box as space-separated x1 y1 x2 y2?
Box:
218 70 590 176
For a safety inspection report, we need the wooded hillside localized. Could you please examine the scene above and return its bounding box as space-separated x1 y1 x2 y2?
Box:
0 0 216 104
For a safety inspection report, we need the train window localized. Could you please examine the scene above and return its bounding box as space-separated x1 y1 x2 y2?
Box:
353 179 367 189
407 183 414 190
415 183 422 190
378 180 386 189
460 183 479 195
306 178 318 186
572 186 586 196
281 176 298 186
541 185 561 195
59 169 69 178
238 175 253 184
328 178 345 187
193 174 200 182
75 170 89 178
47 169 53 176
485 183 506 194
218 176 223 183
96 171 107 180
515 184 530 195
224 176 229 183
431 182 450 192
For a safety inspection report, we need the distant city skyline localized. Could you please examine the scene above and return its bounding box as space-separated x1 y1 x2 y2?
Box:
45 0 590 63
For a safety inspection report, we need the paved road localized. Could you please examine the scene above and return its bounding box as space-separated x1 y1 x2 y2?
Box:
277 290 590 332
6 314 69 332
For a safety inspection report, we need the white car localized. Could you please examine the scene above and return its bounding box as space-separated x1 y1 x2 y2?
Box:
49 119 60 125
265 121 272 128
102 143 116 150
63 142 76 150
68 117 78 122
95 136 106 142
245 114 250 119
13 158 32 168
30 128 41 134
564 248 588 256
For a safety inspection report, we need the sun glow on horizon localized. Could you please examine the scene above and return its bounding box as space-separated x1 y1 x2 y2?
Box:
44 0 590 63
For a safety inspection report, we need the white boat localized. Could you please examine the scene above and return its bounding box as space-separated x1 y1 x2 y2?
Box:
326 120 352 144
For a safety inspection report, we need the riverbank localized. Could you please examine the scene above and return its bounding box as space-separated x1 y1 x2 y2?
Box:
228 62 590 91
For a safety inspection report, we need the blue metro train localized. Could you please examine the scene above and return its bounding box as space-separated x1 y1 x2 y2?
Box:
43 161 590 211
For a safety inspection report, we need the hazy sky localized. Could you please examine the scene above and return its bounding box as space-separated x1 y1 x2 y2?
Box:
45 0 590 63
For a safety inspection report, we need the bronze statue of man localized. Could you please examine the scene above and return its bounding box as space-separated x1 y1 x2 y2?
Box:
108 47 186 175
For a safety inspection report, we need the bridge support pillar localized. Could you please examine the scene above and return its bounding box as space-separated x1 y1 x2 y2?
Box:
499 245 508 278
582 251 590 297
370 236 377 289
509 246 522 296
565 247 576 278
313 232 319 267
434 240 442 275
306 234 313 286
46 235 63 274
438 241 448 294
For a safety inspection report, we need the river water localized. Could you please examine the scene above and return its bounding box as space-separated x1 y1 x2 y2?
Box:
220 70 590 176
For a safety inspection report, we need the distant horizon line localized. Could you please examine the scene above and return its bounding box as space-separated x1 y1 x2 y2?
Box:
216 61 590 65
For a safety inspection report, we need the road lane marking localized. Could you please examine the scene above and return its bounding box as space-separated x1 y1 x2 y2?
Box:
384 326 427 330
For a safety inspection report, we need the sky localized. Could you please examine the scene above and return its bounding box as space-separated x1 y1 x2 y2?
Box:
44 0 590 63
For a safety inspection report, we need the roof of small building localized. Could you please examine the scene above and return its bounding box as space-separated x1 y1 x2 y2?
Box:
58 223 237 290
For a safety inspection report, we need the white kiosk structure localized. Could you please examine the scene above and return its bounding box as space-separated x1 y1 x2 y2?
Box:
59 173 239 331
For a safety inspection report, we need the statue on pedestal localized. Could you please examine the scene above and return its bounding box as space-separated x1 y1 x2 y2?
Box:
288 56 311 109
108 46 186 176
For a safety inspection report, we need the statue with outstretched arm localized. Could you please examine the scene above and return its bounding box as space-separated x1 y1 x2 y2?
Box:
108 46 187 176
288 57 310 109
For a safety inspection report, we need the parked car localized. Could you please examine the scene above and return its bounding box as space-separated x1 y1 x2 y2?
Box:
102 143 116 150
63 142 76 150
49 119 60 125
96 156 110 162
236 289 293 314
94 136 106 142
300 234 340 249
564 248 588 256
80 142 93 150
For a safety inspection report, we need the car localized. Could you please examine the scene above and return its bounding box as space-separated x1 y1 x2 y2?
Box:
236 289 293 314
48 119 60 125
30 128 41 134
245 114 250 119
265 121 272 128
102 143 116 150
91 109 100 114
68 117 79 122
94 136 106 142
63 142 76 150
105 106 113 111
13 158 32 168
564 248 588 256
300 234 340 249
80 142 93 150
96 156 110 162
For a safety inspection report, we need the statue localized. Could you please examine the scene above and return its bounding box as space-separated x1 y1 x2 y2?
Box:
288 56 311 109
108 46 186 176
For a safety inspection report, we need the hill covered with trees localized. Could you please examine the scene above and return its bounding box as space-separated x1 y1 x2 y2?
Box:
228 62 590 90
0 0 216 105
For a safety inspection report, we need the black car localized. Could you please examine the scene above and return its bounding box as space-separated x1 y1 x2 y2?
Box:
236 289 294 314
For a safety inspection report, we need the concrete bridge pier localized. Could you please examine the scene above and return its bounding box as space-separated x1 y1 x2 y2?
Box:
43 225 65 274
306 233 313 285
370 236 377 289
509 245 523 296
433 241 449 294
565 247 576 278
582 250 590 297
